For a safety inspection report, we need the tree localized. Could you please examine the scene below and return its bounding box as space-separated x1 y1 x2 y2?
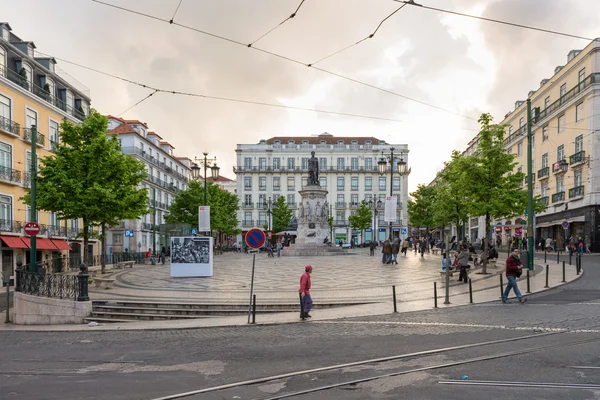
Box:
271 196 292 235
23 110 149 267
408 184 436 235
165 180 240 241
348 201 372 243
455 113 544 273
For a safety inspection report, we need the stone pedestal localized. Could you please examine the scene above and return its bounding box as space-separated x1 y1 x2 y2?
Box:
283 185 350 256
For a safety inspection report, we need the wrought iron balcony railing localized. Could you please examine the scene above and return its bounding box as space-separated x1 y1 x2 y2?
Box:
569 151 586 166
0 115 20 136
0 165 23 184
23 127 46 147
539 196 549 206
537 167 549 179
551 191 565 203
568 186 584 198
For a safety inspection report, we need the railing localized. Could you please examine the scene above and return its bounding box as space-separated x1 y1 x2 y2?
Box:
503 124 527 145
47 225 68 236
569 186 584 198
537 167 549 179
334 220 347 226
540 196 549 206
242 220 255 227
537 73 600 122
552 191 565 203
569 151 586 166
552 161 568 174
23 127 46 146
0 219 23 233
335 202 347 208
349 203 359 209
242 203 254 209
0 115 20 136
0 165 23 184
121 146 189 183
16 268 81 300
288 202 297 209
235 165 382 173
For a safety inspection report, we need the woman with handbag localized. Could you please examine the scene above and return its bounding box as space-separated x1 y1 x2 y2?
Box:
502 248 527 304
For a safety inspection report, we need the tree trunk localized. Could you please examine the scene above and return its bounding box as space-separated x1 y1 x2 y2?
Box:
101 223 106 274
482 212 490 274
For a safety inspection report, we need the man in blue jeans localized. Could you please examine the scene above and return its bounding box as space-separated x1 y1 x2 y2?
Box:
503 248 527 304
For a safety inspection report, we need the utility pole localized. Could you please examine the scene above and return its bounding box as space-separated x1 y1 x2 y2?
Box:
29 126 38 273
526 99 534 271
388 148 394 241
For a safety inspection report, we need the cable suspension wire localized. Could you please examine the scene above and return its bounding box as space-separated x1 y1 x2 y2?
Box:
392 0 594 41
248 0 306 47
169 0 183 24
90 0 478 122
310 3 407 66
118 90 158 117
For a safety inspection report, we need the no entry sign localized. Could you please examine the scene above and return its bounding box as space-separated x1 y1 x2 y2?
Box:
246 228 266 249
24 222 40 236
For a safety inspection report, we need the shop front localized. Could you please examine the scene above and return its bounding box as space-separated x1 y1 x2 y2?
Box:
536 206 594 251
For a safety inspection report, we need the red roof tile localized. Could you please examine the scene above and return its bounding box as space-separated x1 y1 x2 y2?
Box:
159 141 174 148
124 119 148 128
148 131 163 139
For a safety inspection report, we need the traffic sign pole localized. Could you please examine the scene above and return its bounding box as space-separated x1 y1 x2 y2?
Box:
29 126 38 273
526 100 534 271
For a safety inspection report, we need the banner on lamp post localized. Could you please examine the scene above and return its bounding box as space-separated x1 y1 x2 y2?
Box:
384 195 397 222
198 206 211 231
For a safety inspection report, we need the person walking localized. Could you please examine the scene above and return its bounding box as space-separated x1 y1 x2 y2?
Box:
503 248 527 304
391 238 400 265
382 240 392 264
160 245 166 265
457 245 470 283
299 265 313 320
419 238 426 258
276 240 282 257
369 240 376 256
401 239 409 256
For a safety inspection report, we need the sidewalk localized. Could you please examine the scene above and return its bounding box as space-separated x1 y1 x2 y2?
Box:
0 252 583 331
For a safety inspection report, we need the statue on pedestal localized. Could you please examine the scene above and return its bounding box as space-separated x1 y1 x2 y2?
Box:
307 151 319 186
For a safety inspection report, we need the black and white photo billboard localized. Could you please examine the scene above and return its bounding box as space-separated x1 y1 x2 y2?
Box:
170 236 213 277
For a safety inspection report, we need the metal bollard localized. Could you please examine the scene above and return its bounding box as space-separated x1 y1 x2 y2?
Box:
544 250 547 263
562 260 566 283
557 250 560 264
299 293 304 320
252 294 256 324
500 274 504 298
392 285 397 313
569 252 572 265
469 279 473 304
526 269 531 294
544 264 549 288
434 281 438 308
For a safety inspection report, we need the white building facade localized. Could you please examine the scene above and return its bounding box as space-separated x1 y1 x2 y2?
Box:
106 116 190 254
235 133 409 244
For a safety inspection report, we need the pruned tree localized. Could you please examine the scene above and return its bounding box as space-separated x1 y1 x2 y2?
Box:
348 201 373 243
408 184 436 235
271 196 293 236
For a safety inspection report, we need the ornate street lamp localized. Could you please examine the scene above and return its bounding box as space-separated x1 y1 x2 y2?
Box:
193 152 220 206
377 147 409 241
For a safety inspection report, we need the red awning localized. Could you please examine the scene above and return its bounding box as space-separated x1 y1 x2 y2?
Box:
51 240 72 251
21 237 59 250
0 236 28 249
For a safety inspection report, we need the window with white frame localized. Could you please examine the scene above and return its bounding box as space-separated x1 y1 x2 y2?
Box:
0 46 5 71
0 94 9 121
541 183 548 197
49 119 59 146
393 177 400 190
287 194 295 204
301 157 308 170
113 233 123 244
560 83 567 98
259 176 266 190
508 126 513 136
258 157 266 171
273 194 280 202
244 177 251 190
579 67 586 84
287 158 295 169
0 195 11 222
337 157 344 169
556 176 564 193
337 194 344 204
557 145 564 161
258 194 266 207
272 157 280 169
517 141 523 157
273 176 280 190
365 157 372 170
319 158 327 170
542 126 548 142
544 96 550 109
244 157 252 169
557 115 565 133
26 108 37 129
50 212 58 228
46 78 55 99
22 63 32 84
244 211 252 223
351 176 358 190
25 206 39 223
574 168 582 187
379 176 386 190
575 134 583 153
337 176 344 190
365 176 372 190
0 142 11 169
351 194 358 205
66 90 74 109
542 153 548 168
319 177 326 188
351 158 358 170
519 117 524 128
336 211 344 223
287 176 295 190
576 103 584 122
244 194 252 206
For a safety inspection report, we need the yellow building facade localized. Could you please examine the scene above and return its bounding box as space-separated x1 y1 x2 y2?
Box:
0 22 96 279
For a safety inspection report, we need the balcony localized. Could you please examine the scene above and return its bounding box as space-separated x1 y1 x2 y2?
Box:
504 124 527 145
0 115 20 136
540 196 549 206
0 166 23 185
349 202 359 209
242 202 254 209
334 219 347 227
552 160 568 175
242 220 255 227
287 202 297 209
23 127 46 147
569 185 584 199
537 167 549 180
536 73 600 123
569 151 586 167
122 147 189 183
0 219 23 233
46 224 67 237
551 191 565 203
335 202 346 209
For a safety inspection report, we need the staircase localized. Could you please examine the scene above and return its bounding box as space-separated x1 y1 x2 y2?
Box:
85 300 364 323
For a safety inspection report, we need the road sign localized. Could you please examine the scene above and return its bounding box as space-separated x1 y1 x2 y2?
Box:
562 220 569 229
246 228 266 249
401 228 407 235
24 222 40 236
191 228 197 235
125 229 134 237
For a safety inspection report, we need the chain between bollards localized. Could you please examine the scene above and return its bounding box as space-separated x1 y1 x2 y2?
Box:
392 285 397 313
434 281 438 308
544 264 549 288
499 274 504 298
562 260 566 283
526 269 531 294
251 294 256 324
469 279 473 304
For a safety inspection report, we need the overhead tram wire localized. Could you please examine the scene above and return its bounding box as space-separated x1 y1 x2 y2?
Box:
310 3 407 66
248 0 307 47
392 0 594 41
117 90 158 117
169 0 183 24
90 0 478 122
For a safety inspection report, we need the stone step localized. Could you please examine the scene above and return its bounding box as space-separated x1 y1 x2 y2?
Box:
92 300 357 310
92 305 296 316
84 317 136 324
89 311 214 321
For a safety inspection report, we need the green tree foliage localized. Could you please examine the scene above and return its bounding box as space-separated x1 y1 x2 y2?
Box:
23 110 149 267
165 180 240 239
408 184 436 231
348 201 372 242
271 196 293 235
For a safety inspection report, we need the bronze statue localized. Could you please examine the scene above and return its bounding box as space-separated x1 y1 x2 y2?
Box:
307 151 319 186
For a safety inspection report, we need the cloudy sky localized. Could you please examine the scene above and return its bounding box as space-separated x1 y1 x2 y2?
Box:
4 0 599 192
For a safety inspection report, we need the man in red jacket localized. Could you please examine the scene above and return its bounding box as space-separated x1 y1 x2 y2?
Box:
299 265 313 320
502 248 527 304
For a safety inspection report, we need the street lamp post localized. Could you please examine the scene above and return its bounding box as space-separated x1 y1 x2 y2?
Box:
263 197 273 233
191 152 220 206
378 148 408 242
368 195 382 243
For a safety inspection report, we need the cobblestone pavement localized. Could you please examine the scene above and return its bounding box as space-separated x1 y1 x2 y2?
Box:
88 248 576 304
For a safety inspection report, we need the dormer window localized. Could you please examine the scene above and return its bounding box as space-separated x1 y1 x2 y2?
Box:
288 140 295 144
337 140 344 144
302 140 309 144
379 140 385 144
365 140 371 145
274 140 280 144
320 140 326 144
259 140 267 144
27 44 34 57
351 140 358 144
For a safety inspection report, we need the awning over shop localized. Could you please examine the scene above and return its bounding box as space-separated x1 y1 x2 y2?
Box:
51 240 72 250
21 237 59 250
536 216 586 228
0 236 27 249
